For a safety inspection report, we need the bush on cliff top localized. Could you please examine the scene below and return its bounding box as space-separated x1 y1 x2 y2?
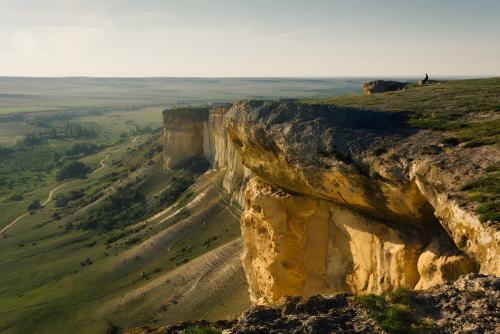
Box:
462 167 500 223
185 326 221 334
356 288 434 334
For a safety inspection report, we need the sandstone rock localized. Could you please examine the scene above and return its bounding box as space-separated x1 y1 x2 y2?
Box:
362 80 407 95
416 79 441 86
241 177 474 303
415 238 478 290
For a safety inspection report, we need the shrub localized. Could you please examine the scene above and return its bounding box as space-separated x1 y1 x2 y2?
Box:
54 189 85 207
9 194 23 201
356 289 434 334
56 161 91 181
441 137 459 146
65 143 100 156
373 146 387 156
369 169 382 179
27 199 41 211
185 326 221 334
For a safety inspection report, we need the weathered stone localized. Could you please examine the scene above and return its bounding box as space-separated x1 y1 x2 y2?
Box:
362 80 407 95
241 177 472 303
224 274 500 334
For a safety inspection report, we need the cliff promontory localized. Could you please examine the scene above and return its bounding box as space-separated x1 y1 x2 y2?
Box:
162 79 499 305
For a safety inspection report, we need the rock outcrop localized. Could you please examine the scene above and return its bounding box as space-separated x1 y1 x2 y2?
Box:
162 87 498 306
127 274 499 333
225 274 500 334
162 107 209 169
362 80 407 95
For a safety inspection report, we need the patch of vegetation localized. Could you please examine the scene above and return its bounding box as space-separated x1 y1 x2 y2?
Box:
356 289 434 334
304 78 500 149
369 169 382 179
27 199 41 211
465 289 486 298
185 325 222 334
373 146 387 156
56 161 91 181
79 186 146 231
65 143 102 156
54 189 85 207
421 145 441 155
105 225 147 245
9 193 24 201
461 167 500 222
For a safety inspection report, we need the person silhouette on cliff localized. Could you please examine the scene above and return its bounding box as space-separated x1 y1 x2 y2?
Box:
423 73 429 84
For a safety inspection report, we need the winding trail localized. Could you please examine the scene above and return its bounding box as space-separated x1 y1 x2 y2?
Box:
0 183 65 236
92 153 111 174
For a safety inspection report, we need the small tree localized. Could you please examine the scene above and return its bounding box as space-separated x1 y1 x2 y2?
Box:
27 199 41 211
56 161 91 181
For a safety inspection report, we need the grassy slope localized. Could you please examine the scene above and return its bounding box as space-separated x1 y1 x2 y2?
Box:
305 78 500 222
0 137 249 333
0 108 249 333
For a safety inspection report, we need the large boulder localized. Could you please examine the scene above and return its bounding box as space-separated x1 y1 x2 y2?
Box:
363 80 407 95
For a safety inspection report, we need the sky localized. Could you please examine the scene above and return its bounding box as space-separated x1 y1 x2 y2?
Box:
0 0 499 77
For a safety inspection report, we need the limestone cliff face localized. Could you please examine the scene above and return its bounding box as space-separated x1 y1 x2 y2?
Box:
163 99 498 305
163 106 251 206
162 107 209 169
241 177 425 304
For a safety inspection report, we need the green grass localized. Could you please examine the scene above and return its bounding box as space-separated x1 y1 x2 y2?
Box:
185 326 222 334
0 128 247 333
356 289 434 334
304 78 500 148
461 166 500 222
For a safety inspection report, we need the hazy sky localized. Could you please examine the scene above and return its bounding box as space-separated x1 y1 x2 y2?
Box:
1 0 499 77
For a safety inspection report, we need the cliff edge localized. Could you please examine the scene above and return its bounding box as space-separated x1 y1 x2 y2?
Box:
162 78 499 305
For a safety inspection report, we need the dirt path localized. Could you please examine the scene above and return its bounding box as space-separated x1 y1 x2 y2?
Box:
41 183 65 206
0 183 65 236
0 213 28 235
92 153 111 174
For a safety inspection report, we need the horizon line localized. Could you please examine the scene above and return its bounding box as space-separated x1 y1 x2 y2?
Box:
0 74 498 80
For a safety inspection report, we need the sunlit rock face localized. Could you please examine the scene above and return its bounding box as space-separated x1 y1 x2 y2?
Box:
163 105 251 207
225 100 435 226
163 99 497 306
162 107 209 169
224 100 498 303
241 177 473 304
